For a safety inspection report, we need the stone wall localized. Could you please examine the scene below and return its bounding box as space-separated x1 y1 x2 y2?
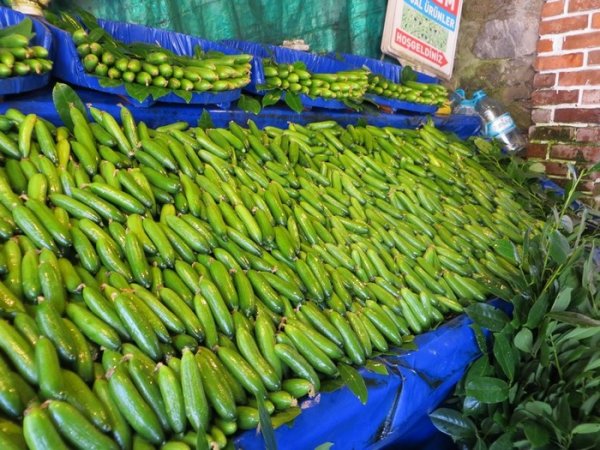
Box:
451 0 544 128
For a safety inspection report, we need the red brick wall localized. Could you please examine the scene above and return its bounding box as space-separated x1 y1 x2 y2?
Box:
529 0 600 204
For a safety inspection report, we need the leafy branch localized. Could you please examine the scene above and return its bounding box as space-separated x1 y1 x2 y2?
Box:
430 153 600 450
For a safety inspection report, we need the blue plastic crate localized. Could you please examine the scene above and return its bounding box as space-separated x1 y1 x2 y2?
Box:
222 40 369 110
327 52 441 114
0 7 53 95
48 17 246 108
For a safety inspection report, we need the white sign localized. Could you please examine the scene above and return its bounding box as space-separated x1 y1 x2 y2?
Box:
381 0 464 80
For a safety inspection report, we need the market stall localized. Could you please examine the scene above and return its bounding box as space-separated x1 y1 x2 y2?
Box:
0 4 595 450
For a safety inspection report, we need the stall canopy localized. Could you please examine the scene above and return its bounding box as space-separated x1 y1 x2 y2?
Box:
53 0 387 58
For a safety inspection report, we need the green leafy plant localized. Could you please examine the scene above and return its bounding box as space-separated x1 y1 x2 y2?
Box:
430 166 600 449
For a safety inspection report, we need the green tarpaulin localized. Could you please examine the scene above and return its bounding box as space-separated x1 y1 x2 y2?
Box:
53 0 388 58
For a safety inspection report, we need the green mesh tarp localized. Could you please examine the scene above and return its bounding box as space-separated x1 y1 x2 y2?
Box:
53 0 387 58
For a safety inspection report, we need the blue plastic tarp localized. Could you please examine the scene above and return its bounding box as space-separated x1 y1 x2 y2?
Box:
234 300 511 449
0 86 482 139
222 40 369 110
0 7 53 95
46 17 245 107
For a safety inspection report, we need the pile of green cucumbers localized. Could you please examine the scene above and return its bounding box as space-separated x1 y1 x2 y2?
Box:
71 27 252 93
0 104 539 449
263 59 369 101
0 31 52 79
368 75 448 107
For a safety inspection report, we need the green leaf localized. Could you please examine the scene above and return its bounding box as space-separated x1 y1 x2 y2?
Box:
581 392 600 416
148 86 170 101
256 394 277 450
238 94 262 114
292 61 307 71
173 89 193 103
529 162 546 173
365 360 388 375
555 395 572 433
320 378 345 393
197 109 214 130
401 66 417 83
75 8 100 31
314 443 334 450
466 303 510 332
284 91 303 113
462 396 485 417
0 17 34 39
524 400 552 418
338 364 367 404
493 333 517 381
262 90 282 107
98 77 123 88
473 137 495 154
465 377 509 404
474 438 488 450
466 356 494 380
494 239 520 265
582 246 598 296
124 82 151 103
572 423 600 434
52 83 87 131
526 294 550 329
271 407 301 429
584 355 600 372
523 421 550 447
509 381 521 403
548 230 570 264
470 324 489 354
563 326 600 342
429 408 477 440
589 161 600 172
341 98 363 111
514 328 533 353
489 432 513 450
86 27 106 43
551 287 573 312
546 312 600 327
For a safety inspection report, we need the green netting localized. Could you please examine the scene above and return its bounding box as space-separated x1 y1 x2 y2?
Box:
53 0 387 58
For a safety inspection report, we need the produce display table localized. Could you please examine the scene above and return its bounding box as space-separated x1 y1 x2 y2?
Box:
0 84 492 449
234 299 509 450
0 86 481 138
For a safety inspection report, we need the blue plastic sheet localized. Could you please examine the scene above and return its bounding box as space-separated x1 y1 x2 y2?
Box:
0 86 482 139
234 300 511 449
328 53 439 114
46 17 244 107
0 7 52 95
222 40 369 110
